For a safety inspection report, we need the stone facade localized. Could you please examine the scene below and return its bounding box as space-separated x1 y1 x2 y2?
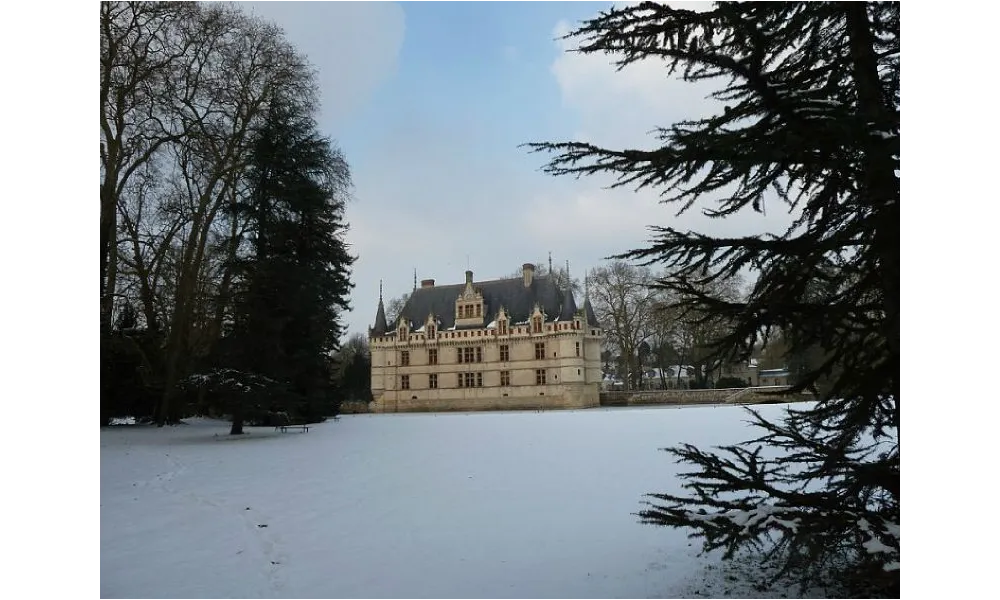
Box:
369 264 603 413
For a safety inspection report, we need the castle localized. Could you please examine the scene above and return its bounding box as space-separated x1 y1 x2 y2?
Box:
368 263 603 412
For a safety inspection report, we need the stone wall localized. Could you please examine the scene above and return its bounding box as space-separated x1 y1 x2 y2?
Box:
599 386 811 407
372 384 599 413
345 387 806 415
339 401 372 414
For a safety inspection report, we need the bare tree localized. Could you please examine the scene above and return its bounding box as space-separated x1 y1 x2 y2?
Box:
125 4 316 423
100 2 196 332
333 333 370 378
654 273 745 388
115 157 189 332
385 293 409 326
505 259 582 295
588 261 659 391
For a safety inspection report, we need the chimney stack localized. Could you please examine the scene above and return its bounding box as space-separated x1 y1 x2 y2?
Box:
421 279 435 288
522 263 535 288
465 270 474 285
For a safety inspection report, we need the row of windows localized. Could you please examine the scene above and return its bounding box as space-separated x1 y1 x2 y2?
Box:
400 370 552 389
392 321 587 341
400 342 586 365
457 347 483 363
457 372 483 388
458 304 482 319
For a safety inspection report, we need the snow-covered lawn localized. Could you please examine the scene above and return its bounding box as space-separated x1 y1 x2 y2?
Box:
101 404 802 599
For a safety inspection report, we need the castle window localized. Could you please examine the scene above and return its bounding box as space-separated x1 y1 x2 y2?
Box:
575 342 580 357
532 317 542 333
535 369 547 385
457 348 464 363
500 345 509 362
458 373 463 387
400 375 410 390
500 371 510 386
428 349 438 365
428 325 436 337
475 304 481 317
462 347 476 363
475 347 482 363
535 342 545 360
499 320 507 335
429 374 438 389
476 372 483 387
400 351 409 366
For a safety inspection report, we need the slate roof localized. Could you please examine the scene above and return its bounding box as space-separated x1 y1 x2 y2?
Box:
371 297 388 336
758 368 790 377
390 275 575 330
584 297 599 327
558 282 578 322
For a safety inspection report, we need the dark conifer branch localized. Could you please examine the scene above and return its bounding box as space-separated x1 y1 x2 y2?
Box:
527 2 898 595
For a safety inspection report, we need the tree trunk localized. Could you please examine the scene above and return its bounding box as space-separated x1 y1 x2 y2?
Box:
846 3 900 430
230 398 244 435
103 219 119 325
158 249 196 425
159 185 231 424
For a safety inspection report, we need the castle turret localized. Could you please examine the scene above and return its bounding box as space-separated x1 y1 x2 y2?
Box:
371 280 388 336
584 298 599 327
583 277 599 327
559 261 578 322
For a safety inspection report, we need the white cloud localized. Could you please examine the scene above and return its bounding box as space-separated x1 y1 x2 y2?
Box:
330 3 800 339
541 11 798 254
240 1 405 128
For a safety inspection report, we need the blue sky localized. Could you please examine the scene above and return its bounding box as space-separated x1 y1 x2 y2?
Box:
240 1 794 340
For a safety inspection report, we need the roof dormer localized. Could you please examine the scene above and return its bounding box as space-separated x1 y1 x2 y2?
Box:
495 306 509 336
455 270 485 327
531 304 545 334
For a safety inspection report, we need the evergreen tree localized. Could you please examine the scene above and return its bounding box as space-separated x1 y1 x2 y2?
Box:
528 2 898 595
225 97 355 434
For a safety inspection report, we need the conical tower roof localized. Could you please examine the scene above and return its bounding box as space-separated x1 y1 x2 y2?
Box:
558 261 578 322
583 274 600 327
371 281 388 336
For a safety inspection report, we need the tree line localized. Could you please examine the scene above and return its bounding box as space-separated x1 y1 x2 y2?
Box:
101 2 357 432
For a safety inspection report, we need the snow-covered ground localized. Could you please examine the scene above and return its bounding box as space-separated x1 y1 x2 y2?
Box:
101 404 807 599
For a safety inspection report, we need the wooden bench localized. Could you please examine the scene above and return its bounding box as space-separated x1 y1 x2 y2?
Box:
275 424 310 433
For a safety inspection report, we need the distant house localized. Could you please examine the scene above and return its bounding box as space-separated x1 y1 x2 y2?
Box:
757 368 791 386
719 358 758 387
601 374 624 391
639 366 695 389
600 366 694 391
